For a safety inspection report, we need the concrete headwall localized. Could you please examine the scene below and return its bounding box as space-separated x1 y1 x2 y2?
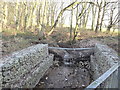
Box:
0 44 54 88
90 43 119 88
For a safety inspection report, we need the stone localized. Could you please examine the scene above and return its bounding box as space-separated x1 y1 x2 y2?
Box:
0 44 54 88
90 43 119 88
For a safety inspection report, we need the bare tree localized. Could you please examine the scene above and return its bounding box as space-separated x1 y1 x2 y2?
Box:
107 2 119 32
37 3 42 26
69 4 73 42
3 2 8 28
72 4 79 42
91 3 97 30
47 1 79 36
50 2 56 27
23 2 28 31
95 1 102 33
73 3 90 42
14 0 20 31
83 4 91 28
99 1 107 31
60 2 64 27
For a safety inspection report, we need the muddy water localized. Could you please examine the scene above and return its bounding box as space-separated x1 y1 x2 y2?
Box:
35 60 91 89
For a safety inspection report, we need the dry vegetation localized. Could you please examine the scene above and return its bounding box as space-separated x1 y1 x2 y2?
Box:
0 0 119 56
1 27 118 57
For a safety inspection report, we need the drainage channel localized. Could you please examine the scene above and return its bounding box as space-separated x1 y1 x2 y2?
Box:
35 47 93 89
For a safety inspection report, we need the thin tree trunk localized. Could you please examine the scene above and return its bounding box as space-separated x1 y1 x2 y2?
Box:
51 5 55 26
100 2 106 31
46 2 50 26
37 4 41 26
60 2 64 27
70 6 73 42
84 6 91 28
24 2 28 32
48 1 79 36
95 2 102 33
107 7 113 32
82 3 87 28
3 3 8 28
15 1 19 31
72 3 89 42
73 4 79 42
42 1 47 25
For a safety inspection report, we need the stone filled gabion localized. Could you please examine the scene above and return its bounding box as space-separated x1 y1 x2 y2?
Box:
0 44 54 88
90 43 119 81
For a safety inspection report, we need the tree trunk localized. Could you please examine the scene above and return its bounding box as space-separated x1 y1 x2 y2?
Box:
91 4 97 31
47 1 79 36
70 6 73 42
84 6 91 28
24 3 28 32
37 4 42 26
46 2 50 26
60 2 64 27
72 4 79 42
3 2 8 28
99 2 106 31
95 2 102 33
15 1 19 31
72 3 88 42
107 7 113 32
42 1 47 26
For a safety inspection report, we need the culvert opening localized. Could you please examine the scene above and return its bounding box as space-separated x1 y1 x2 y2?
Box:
35 47 94 89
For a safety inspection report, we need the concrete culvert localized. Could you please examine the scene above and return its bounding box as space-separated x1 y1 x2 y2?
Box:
35 44 119 89
35 47 93 89
0 44 119 89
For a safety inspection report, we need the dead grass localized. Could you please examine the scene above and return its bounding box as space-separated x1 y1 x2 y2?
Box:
1 30 39 56
1 27 119 56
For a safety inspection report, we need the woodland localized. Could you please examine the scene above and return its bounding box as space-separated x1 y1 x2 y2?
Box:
0 0 119 88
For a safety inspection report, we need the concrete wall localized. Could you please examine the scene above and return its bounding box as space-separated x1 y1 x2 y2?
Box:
90 43 119 88
0 44 54 88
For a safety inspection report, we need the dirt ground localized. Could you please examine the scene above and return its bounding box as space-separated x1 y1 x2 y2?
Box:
34 35 118 89
1 29 118 57
35 60 91 89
